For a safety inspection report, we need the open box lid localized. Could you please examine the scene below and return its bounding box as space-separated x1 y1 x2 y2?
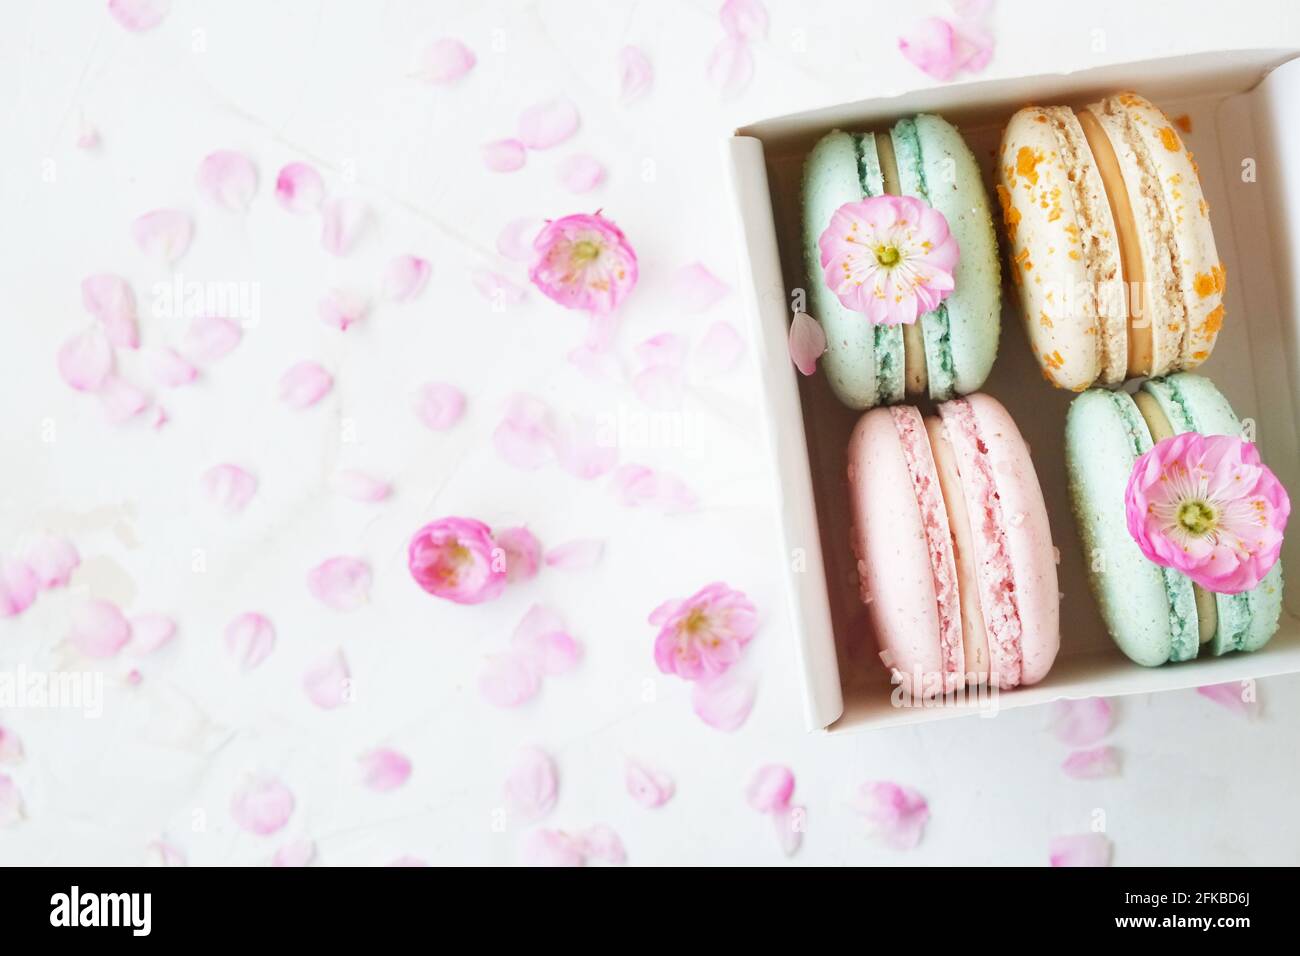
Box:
727 49 1300 732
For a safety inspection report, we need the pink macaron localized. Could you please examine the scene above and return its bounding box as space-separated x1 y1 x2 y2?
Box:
847 394 1059 697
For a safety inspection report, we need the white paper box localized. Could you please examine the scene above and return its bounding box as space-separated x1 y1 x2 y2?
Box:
728 49 1300 733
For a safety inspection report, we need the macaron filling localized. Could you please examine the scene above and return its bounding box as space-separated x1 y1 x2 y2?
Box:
851 132 907 407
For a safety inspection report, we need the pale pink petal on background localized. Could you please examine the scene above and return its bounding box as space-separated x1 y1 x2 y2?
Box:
68 598 131 658
495 526 541 583
0 726 23 764
632 365 684 409
144 839 186 866
521 828 584 867
201 463 257 514
76 121 101 151
0 560 39 618
479 653 540 708
108 0 170 32
472 269 527 307
672 263 730 313
512 605 583 676
952 19 995 73
1062 746 1121 780
1050 698 1113 747
558 154 606 193
493 395 556 470
151 406 169 430
417 37 476 84
692 674 756 731
271 838 316 867
518 98 580 150
413 382 466 431
230 775 294 835
0 774 23 826
183 315 242 362
788 311 825 375
626 761 674 808
303 650 351 709
567 344 625 384
694 321 745 377
497 217 544 262
57 327 112 392
275 162 325 214
279 361 333 408
128 613 176 654
504 747 558 821
610 464 698 514
224 612 275 672
720 0 769 40
552 418 619 479
320 197 368 255
852 781 929 850
360 748 412 792
618 46 653 103
333 469 392 502
773 804 806 857
746 765 795 813
318 288 369 332
1049 833 1113 867
898 16 959 81
706 37 754 98
307 556 371 612
196 150 258 211
575 824 626 864
544 539 603 571
1197 682 1256 717
953 0 994 14
483 139 527 173
145 347 198 387
384 254 431 302
26 536 79 589
132 209 193 262
635 332 688 370
98 377 150 423
81 274 139 348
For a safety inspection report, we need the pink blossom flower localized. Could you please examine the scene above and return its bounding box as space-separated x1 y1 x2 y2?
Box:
818 195 959 325
529 212 638 315
408 517 507 604
650 582 757 681
1125 433 1289 594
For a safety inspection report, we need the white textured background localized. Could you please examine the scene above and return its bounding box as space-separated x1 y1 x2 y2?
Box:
2 0 1299 866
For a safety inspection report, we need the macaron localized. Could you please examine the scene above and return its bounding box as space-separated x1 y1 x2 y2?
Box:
802 115 1001 410
998 93 1225 390
1065 373 1284 666
848 394 1059 696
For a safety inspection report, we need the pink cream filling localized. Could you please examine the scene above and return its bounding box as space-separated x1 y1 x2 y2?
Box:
937 400 1024 688
889 406 964 692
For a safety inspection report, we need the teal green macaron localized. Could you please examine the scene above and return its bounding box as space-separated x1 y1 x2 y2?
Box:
1065 373 1284 666
800 115 1001 410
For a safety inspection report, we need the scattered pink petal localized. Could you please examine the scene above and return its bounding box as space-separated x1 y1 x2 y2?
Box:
26 536 78 590
132 208 193 262
558 154 606 193
144 839 186 866
479 653 540 708
81 274 139 348
694 321 745 377
1049 833 1113 867
413 382 466 431
107 0 169 33
618 46 653 103
320 197 368 256
76 122 101 151
493 394 556 470
359 748 412 792
275 162 325 214
1197 682 1256 717
1062 746 1121 779
0 726 22 764
68 598 131 658
151 405 169 430
544 539 603 571
271 838 316 867
512 604 583 676
0 560 39 618
953 0 994 15
333 470 391 502
626 761 674 808
472 269 527 307
128 613 176 654
1050 698 1113 747
504 747 558 821
0 774 23 827
567 344 624 383
952 18 994 73
98 376 150 423
57 327 113 392
303 650 351 709
196 150 258 212
521 828 585 867
307 556 372 612
517 98 580 150
201 463 258 514
384 255 431 302
721 0 769 40
773 804 806 857
852 781 929 850
224 612 275 672
632 365 684 409
898 17 960 82
552 418 619 479
230 775 294 835
183 315 242 362
575 825 626 864
417 37 476 84
672 263 730 313
746 765 795 813
483 139 527 173
495 526 541 583
497 218 544 262
279 361 334 408
691 674 756 731
145 347 198 387
635 332 688 370
610 464 698 513
788 311 826 375
318 288 369 332
707 37 754 98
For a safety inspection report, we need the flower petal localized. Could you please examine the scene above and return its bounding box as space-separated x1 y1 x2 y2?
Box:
672 263 730 313
0 726 23 764
472 269 527 307
279 361 334 408
57 327 112 392
693 321 745 378
183 315 242 362
0 560 39 618
504 747 558 821
512 605 583 676
128 613 177 654
552 417 618 480
230 775 294 835
544 539 604 571
691 674 756 731
303 650 351 709
479 652 540 708
852 781 929 850
706 37 754 98
81 274 139 348
98 376 150 423
720 0 769 40
1062 746 1121 779
1049 833 1113 867
787 311 826 375
144 839 186 866
1197 681 1256 717
0 774 24 827
307 557 371 612
145 347 199 387
517 98 580 150
201 463 258 514
494 394 556 469
1049 698 1113 747
898 17 960 81
224 612 275 672
558 154 606 193
495 526 542 583
271 838 316 867
417 37 476 84
618 46 653 103
384 255 431 302
574 824 626 864
320 197 368 256
359 748 412 792
497 218 544 262
318 288 369 332
413 382 466 431
132 209 193 262
746 765 795 813
626 760 674 808
196 150 258 211
25 536 80 589
610 464 698 513
773 804 806 857
520 828 585 867
333 469 392 502
107 0 169 32
483 139 527 173
68 598 131 658
275 162 325 214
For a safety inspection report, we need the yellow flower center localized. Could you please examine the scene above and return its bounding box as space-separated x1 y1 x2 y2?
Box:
1176 499 1217 537
875 244 900 267
571 239 602 266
